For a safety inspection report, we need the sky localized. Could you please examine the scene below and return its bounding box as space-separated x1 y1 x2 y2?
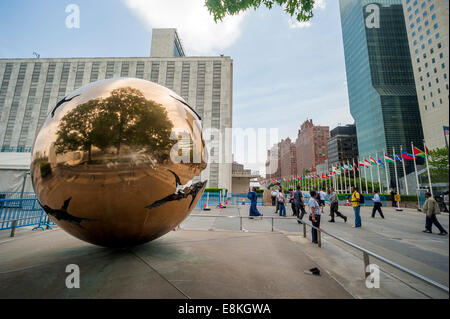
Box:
0 0 354 174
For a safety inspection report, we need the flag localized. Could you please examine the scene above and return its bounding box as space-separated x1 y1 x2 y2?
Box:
364 158 372 167
413 146 426 158
348 163 353 170
359 161 366 167
444 126 449 135
377 159 385 168
394 154 401 161
322 174 327 179
384 154 394 163
401 150 414 160
369 156 377 165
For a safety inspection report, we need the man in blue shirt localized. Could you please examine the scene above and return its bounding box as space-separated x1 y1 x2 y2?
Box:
371 190 384 219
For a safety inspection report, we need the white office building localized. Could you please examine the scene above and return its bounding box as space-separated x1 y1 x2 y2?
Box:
0 29 233 192
402 0 449 149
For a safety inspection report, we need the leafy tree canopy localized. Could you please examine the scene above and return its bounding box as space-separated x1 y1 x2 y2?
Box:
427 147 449 183
205 0 315 22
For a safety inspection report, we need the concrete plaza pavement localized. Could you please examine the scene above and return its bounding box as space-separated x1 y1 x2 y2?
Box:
181 203 449 298
0 227 351 299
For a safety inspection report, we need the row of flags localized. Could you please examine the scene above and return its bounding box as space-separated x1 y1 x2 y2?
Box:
271 144 431 183
269 143 434 196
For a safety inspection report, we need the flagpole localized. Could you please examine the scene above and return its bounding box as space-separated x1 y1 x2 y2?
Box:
343 163 347 193
347 160 351 190
400 146 409 195
411 141 420 195
375 152 381 193
369 160 374 193
339 166 343 194
383 149 389 194
393 147 400 195
364 162 368 194
358 158 363 193
423 139 433 197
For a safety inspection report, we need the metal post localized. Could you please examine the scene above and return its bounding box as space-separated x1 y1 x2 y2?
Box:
240 216 242 231
10 220 18 237
363 252 370 278
303 222 306 237
271 217 274 232
317 229 322 248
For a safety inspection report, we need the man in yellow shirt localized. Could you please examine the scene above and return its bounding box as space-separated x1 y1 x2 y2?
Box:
351 186 362 228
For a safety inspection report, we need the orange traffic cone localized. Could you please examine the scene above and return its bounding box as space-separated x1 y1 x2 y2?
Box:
204 203 207 210
225 199 228 205
346 200 350 206
219 202 222 209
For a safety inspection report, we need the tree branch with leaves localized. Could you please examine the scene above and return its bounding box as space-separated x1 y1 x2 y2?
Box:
205 0 315 22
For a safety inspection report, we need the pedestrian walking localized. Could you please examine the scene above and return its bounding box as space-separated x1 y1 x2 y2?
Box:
371 190 384 219
319 188 327 209
350 186 362 228
422 192 448 235
390 188 397 207
277 187 286 217
308 190 321 244
444 191 449 213
247 187 262 218
288 189 296 216
294 186 307 222
273 186 280 214
328 187 347 223
271 189 277 206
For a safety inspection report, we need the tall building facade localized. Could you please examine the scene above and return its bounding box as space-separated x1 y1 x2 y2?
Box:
265 143 281 180
327 124 359 169
339 0 424 184
402 0 449 149
280 137 297 179
0 29 233 191
295 120 329 174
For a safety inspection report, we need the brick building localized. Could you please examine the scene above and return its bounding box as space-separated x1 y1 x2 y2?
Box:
295 120 329 174
280 137 297 179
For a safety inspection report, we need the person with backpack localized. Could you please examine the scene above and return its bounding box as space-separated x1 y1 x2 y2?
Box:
294 186 306 222
350 186 362 228
277 187 286 217
422 192 448 235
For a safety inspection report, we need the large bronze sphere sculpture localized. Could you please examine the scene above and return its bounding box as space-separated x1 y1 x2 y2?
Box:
31 78 207 247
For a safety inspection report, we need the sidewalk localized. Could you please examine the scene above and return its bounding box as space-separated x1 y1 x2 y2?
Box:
0 227 352 299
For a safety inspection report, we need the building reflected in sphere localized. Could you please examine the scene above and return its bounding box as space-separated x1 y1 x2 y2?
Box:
31 78 207 247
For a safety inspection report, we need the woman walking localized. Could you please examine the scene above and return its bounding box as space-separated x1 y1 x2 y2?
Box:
247 187 262 218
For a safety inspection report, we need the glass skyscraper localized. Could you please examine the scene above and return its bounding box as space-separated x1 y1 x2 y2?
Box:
339 0 424 186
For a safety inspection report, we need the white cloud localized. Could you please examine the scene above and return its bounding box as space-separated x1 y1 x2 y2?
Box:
288 0 327 29
123 0 246 55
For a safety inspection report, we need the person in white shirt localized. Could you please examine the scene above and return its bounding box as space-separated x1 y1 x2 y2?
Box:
277 187 286 217
308 190 321 244
271 189 278 206
371 190 384 219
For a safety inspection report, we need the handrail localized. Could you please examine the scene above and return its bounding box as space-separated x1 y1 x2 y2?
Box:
187 212 449 294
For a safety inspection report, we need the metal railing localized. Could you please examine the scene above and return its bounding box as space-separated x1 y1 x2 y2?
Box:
187 210 449 295
0 198 54 236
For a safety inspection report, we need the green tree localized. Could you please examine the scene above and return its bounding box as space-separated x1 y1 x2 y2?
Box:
55 99 101 161
427 147 449 183
205 0 315 22
55 87 175 163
